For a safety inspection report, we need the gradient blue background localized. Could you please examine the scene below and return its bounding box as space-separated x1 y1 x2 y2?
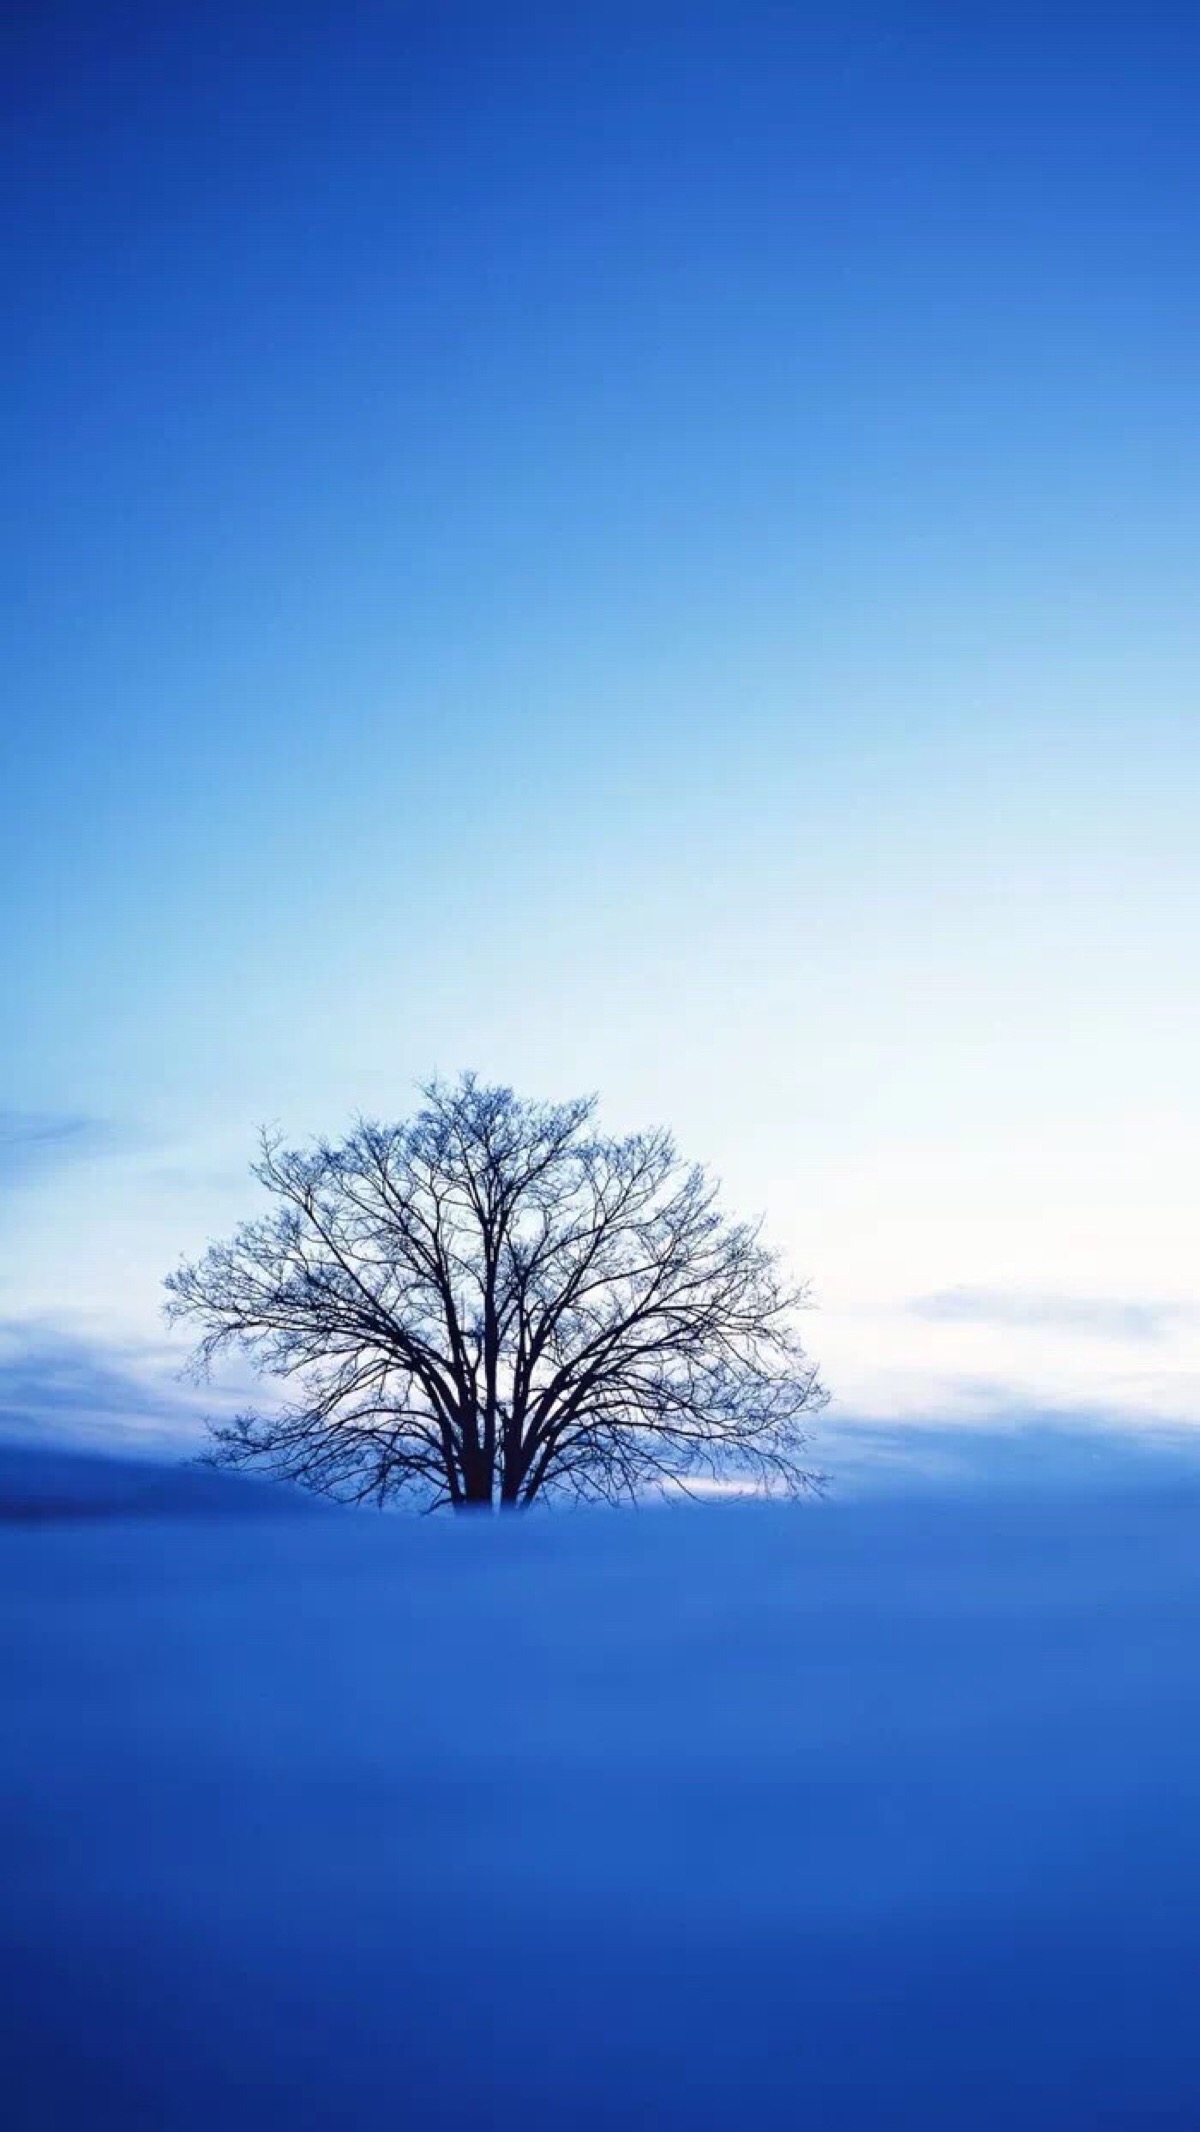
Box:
2 2 1198 1442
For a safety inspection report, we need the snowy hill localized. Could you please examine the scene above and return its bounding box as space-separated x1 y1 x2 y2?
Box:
4 1452 1200 2126
0 1439 314 1521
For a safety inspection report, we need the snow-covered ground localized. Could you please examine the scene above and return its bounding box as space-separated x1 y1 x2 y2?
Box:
4 1439 1200 2127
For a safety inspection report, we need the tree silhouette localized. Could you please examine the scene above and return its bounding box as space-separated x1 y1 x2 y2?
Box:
166 1076 826 1510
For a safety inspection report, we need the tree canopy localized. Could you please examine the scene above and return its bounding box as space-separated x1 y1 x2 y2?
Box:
166 1076 826 1509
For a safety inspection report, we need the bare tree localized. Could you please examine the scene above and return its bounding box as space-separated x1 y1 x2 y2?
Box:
166 1077 826 1511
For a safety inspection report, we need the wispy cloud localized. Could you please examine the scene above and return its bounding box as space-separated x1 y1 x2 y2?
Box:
0 1318 213 1453
909 1287 1197 1344
0 1111 110 1184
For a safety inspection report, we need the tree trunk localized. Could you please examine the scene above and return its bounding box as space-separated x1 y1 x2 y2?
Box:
456 1472 494 1511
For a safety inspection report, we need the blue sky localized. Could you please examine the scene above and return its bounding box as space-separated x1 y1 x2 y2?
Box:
2 2 1198 1443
